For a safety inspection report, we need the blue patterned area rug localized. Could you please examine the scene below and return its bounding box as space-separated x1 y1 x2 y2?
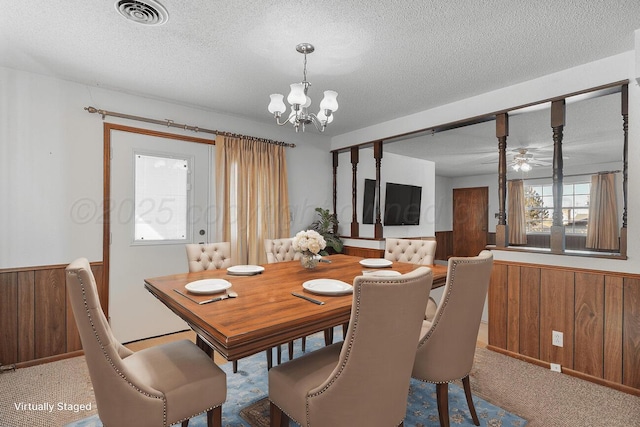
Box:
67 329 526 427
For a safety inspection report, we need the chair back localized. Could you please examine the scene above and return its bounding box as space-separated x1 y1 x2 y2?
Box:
66 258 165 426
185 242 232 272
412 250 494 383
306 267 433 426
264 238 300 263
385 238 437 265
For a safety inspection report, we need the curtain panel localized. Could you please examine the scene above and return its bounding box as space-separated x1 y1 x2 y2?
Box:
507 180 527 245
215 136 290 264
586 172 619 251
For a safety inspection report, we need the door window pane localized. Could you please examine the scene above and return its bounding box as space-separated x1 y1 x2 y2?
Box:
134 154 189 242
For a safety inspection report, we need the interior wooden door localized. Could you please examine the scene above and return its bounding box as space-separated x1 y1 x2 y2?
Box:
453 187 488 257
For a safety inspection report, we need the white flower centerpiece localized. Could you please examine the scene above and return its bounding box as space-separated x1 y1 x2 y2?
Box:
292 229 327 269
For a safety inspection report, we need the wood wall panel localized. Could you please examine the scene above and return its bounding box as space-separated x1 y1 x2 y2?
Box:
574 272 604 378
540 269 574 368
342 245 384 259
490 260 640 395
34 269 67 359
622 277 640 388
17 271 35 362
519 267 541 359
488 263 508 348
506 265 521 353
0 272 18 365
604 276 623 383
435 231 453 261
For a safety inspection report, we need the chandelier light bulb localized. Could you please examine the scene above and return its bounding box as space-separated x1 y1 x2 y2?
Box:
319 90 339 112
317 109 334 124
512 164 520 171
268 94 286 115
287 83 306 106
520 162 532 172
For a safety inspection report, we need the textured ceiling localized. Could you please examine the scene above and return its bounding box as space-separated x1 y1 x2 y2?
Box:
1 0 638 175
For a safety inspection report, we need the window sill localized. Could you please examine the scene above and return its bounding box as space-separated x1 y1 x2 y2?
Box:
487 245 627 260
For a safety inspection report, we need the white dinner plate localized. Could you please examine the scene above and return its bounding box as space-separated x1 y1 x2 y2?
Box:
185 279 232 295
227 265 265 276
359 258 393 268
362 269 401 277
302 279 353 296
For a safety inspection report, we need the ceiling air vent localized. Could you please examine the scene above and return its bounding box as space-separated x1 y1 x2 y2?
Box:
115 0 169 26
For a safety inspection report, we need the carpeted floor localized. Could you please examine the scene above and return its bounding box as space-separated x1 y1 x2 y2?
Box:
1 328 638 427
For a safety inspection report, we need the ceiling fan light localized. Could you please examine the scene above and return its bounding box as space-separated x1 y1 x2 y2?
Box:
512 164 520 171
268 94 286 114
521 162 532 172
287 83 306 106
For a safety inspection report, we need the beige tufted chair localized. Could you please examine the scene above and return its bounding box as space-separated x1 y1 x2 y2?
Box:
264 237 305 362
412 250 493 427
185 242 232 272
264 238 301 263
66 258 226 427
385 238 437 265
385 238 439 320
269 267 433 427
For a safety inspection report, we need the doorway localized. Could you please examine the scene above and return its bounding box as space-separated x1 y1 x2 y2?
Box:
105 124 215 342
452 187 488 257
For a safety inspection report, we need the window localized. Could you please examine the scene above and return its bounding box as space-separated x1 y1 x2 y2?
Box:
524 181 590 235
134 153 189 242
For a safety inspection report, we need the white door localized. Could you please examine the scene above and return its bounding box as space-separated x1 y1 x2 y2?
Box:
109 129 214 342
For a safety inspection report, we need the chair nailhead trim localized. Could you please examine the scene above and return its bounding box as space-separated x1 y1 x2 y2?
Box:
68 270 168 426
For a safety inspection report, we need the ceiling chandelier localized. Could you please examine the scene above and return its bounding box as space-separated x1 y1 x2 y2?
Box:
267 43 338 132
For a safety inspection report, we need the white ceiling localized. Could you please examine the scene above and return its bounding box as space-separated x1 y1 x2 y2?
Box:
1 0 638 175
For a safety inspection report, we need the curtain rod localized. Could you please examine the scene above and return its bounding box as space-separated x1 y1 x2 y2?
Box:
510 170 621 181
84 106 296 148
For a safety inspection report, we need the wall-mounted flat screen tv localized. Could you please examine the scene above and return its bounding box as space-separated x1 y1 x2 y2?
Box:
384 182 422 226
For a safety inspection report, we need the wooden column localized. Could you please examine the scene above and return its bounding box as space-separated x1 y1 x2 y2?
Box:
550 99 566 254
620 84 628 256
332 151 339 234
373 141 383 239
350 147 359 237
496 113 509 247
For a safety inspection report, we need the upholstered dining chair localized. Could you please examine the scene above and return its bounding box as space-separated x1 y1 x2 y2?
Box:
268 267 434 427
66 258 226 427
264 237 301 263
411 250 494 427
385 238 439 320
185 242 232 272
185 241 244 372
264 237 304 362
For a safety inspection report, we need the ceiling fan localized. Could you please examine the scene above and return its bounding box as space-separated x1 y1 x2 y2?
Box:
510 148 552 172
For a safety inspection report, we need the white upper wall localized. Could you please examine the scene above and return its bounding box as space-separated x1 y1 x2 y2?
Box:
0 66 333 269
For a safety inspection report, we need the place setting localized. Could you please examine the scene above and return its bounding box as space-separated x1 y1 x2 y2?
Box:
173 278 237 305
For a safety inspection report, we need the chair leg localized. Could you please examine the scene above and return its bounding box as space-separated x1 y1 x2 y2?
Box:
436 383 450 427
302 336 306 352
266 348 273 370
324 327 334 345
270 401 289 427
288 340 294 360
342 322 348 339
233 360 238 373
277 345 282 365
182 421 189 427
207 405 222 427
462 375 480 426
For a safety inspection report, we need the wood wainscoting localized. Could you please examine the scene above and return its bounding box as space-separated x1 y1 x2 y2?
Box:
488 260 640 395
0 262 105 367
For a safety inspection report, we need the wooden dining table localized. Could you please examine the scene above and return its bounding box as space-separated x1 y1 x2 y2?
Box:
144 254 448 365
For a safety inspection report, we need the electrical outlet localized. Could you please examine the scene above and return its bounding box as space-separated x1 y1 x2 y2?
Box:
550 363 562 373
552 330 563 347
